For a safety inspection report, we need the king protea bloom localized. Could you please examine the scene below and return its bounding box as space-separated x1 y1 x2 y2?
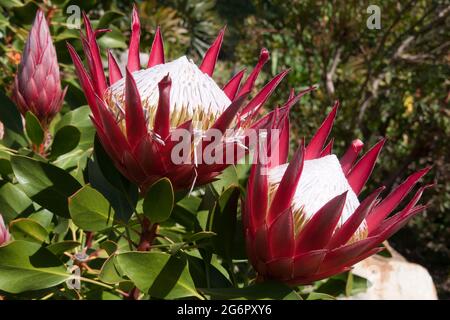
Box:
68 6 312 191
12 10 66 127
0 214 10 246
244 102 431 285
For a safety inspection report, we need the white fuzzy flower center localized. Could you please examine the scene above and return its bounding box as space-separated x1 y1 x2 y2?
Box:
269 155 367 239
105 56 231 130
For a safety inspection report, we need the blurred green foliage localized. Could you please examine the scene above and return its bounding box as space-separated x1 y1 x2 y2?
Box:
0 0 448 298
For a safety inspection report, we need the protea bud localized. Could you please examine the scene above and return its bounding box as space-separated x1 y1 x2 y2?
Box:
0 214 10 246
12 10 66 127
243 102 431 285
68 7 312 191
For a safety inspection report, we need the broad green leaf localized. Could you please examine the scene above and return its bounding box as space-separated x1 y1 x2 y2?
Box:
177 195 202 214
96 11 124 29
53 29 79 42
0 0 24 9
0 241 70 293
0 90 26 146
10 218 48 244
186 231 216 243
315 272 368 297
200 281 302 300
0 182 32 221
348 273 369 296
171 195 203 231
25 112 44 146
99 255 124 284
69 185 115 232
143 178 174 223
100 240 118 256
28 210 54 228
46 241 81 256
116 252 202 299
187 254 232 289
212 166 239 194
0 90 22 133
50 125 81 159
208 186 240 261
345 270 353 296
0 146 13 176
306 292 336 300
97 27 127 49
55 105 95 149
88 137 138 223
11 155 82 217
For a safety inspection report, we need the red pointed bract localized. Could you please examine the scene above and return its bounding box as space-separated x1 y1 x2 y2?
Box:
200 28 225 77
127 5 141 72
147 27 165 68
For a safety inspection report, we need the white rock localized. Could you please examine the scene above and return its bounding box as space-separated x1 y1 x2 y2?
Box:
347 245 437 300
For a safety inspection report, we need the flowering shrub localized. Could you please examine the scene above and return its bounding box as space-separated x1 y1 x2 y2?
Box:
0 3 434 300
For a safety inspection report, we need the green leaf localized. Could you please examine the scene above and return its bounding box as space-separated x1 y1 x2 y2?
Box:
50 125 81 159
69 185 115 232
0 146 13 176
10 218 48 244
186 231 216 243
116 252 201 299
208 186 240 261
99 255 124 284
345 270 353 296
306 292 336 300
0 0 24 9
0 90 23 134
28 210 53 228
187 254 232 289
25 112 44 146
200 281 302 300
11 155 82 217
0 182 32 221
97 27 127 49
0 241 70 293
46 241 81 256
100 240 118 256
143 178 174 223
88 137 138 223
55 105 95 150
212 166 239 195
96 11 124 30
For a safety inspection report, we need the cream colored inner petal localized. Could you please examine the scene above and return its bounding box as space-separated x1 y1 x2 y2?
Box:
268 154 368 243
104 56 231 131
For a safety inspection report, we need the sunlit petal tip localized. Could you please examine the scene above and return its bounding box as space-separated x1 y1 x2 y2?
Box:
347 138 386 195
341 139 365 174
108 49 123 85
147 26 165 68
237 48 270 97
200 27 226 77
241 69 290 117
223 68 247 100
127 4 141 72
305 100 339 160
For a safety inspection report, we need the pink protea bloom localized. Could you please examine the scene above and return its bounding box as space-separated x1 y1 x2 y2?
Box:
67 6 312 191
0 214 10 246
12 10 66 127
243 102 431 285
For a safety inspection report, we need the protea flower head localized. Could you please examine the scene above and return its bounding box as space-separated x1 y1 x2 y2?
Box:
243 102 431 285
12 10 66 127
0 214 10 246
67 6 312 191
